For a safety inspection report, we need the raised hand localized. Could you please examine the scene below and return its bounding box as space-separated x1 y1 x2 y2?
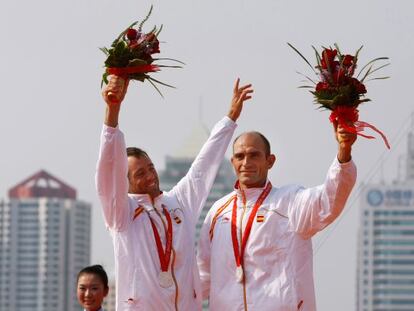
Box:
333 120 357 163
227 78 254 122
102 75 130 127
102 75 129 106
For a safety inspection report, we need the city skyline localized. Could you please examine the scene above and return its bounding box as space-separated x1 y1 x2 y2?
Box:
2 1 414 309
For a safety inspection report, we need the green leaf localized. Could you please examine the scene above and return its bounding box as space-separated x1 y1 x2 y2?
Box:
367 76 390 81
354 45 364 60
128 58 148 66
147 77 165 98
334 43 342 57
295 71 317 85
139 5 153 32
148 76 176 88
148 25 157 35
114 40 128 55
101 72 109 87
311 45 322 69
156 24 163 37
153 57 186 65
357 57 389 78
298 85 314 89
156 64 183 69
367 63 390 76
360 64 373 82
99 47 109 56
287 43 317 74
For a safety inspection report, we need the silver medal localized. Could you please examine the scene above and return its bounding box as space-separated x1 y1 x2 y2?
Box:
235 266 244 283
159 271 174 288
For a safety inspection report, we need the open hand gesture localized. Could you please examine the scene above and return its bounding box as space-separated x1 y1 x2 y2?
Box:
227 78 254 121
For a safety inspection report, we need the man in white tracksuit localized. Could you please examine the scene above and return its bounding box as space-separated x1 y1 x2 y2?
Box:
96 76 252 310
198 124 357 310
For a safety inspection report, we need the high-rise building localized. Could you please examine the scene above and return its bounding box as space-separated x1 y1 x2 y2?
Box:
357 127 414 310
0 170 91 311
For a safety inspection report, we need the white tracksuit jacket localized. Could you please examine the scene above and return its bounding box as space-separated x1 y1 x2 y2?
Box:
198 158 356 311
96 116 236 310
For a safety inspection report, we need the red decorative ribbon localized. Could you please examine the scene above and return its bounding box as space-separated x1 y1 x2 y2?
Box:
106 64 160 77
147 206 173 273
231 182 272 270
329 106 390 149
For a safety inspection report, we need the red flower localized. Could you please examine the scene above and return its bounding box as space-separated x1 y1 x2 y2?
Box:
342 54 354 67
350 78 366 94
321 48 337 70
316 82 330 92
150 40 160 54
137 32 160 54
332 67 346 85
127 28 138 40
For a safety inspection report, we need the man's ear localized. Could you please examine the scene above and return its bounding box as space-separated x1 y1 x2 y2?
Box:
267 154 276 169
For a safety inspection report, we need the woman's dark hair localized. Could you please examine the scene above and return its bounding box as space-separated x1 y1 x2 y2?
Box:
77 265 109 289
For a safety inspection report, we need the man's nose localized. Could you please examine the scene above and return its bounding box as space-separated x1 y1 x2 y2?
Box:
85 289 92 297
242 156 251 166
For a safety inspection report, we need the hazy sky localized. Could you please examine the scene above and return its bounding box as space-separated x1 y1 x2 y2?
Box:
1 1 414 309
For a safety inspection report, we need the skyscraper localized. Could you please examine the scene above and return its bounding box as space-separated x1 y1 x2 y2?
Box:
0 170 91 311
357 128 414 310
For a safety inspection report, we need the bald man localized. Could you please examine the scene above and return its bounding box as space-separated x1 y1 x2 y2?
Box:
197 125 357 311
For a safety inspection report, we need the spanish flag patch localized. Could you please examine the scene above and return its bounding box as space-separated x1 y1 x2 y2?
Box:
256 214 265 223
174 216 182 224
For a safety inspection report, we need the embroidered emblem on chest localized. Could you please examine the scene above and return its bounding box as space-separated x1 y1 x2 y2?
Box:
170 208 182 224
256 210 266 223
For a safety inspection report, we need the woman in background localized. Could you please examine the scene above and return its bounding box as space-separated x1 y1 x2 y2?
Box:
77 265 109 311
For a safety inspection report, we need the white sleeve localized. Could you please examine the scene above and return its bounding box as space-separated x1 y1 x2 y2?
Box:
95 124 130 231
172 116 237 220
197 209 214 300
288 157 357 239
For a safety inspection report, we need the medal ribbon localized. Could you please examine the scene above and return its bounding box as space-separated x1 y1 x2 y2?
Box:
231 182 272 268
148 206 173 272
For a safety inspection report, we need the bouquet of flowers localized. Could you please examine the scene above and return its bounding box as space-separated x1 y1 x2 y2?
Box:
100 6 183 97
288 43 390 148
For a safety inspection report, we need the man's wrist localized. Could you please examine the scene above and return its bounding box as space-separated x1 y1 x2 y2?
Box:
337 146 352 163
